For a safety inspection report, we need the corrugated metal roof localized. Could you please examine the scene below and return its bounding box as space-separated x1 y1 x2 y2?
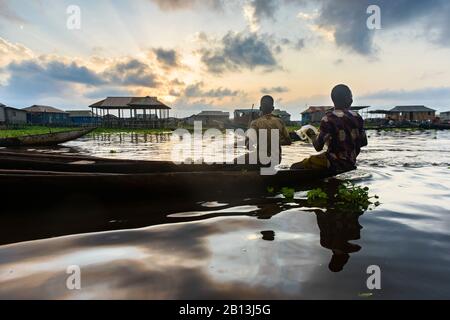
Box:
89 96 171 109
90 97 134 108
235 109 258 113
128 96 170 109
273 109 291 117
1 103 25 112
301 106 329 114
68 110 93 117
89 99 106 108
197 111 230 116
390 106 436 112
302 106 369 114
23 105 67 114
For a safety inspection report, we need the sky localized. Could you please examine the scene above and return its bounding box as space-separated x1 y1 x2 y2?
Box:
0 0 450 119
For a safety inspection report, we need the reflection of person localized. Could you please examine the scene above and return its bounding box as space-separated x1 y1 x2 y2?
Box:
292 85 368 173
316 210 363 272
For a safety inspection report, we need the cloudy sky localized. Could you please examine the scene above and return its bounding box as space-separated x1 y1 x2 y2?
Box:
1 0 450 118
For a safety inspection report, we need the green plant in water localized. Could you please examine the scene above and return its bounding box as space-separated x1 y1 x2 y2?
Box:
307 188 328 205
110 150 117 154
281 187 295 200
336 183 371 211
307 182 380 213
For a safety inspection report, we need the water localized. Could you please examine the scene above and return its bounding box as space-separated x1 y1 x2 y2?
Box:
0 130 449 299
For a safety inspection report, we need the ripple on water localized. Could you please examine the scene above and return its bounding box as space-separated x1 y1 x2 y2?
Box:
1 130 450 299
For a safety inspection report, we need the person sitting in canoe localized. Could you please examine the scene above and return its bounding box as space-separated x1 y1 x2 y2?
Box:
236 95 292 166
292 84 368 173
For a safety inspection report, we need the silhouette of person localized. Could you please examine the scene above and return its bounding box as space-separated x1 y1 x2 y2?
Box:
316 210 363 272
292 84 368 173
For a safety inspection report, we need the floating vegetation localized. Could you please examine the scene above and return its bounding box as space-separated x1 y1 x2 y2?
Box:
281 187 295 201
266 186 275 194
0 126 76 138
307 182 380 212
306 188 328 205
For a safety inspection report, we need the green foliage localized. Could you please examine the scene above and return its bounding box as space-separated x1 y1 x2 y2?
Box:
307 188 328 205
0 126 77 138
281 187 295 200
336 184 370 208
307 182 380 213
266 186 275 194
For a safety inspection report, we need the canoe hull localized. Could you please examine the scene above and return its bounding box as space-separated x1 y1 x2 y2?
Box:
0 150 342 200
0 169 334 198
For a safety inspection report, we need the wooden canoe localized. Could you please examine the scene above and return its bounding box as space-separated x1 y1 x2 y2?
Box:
0 127 95 147
0 150 344 199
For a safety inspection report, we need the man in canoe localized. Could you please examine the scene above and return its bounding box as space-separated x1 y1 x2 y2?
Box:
292 84 368 173
236 95 292 167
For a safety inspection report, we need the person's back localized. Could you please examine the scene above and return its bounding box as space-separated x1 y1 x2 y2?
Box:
242 95 291 165
292 84 367 172
250 113 291 151
318 108 366 171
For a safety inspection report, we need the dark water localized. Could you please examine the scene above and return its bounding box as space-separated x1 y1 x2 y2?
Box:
0 130 449 299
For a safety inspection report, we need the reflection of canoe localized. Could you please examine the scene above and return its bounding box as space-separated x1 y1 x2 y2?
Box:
0 128 95 147
0 151 345 199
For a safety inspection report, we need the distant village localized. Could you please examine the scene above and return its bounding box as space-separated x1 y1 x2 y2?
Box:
1 96 450 129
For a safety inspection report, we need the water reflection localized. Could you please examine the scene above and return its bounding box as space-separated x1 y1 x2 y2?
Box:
1 130 450 299
261 231 276 241
316 211 363 272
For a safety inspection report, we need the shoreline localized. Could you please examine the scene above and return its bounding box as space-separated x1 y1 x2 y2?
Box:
1 124 449 139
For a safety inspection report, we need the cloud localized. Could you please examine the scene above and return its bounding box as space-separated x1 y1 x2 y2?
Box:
104 59 160 87
30 60 105 85
237 0 450 55
184 82 241 98
307 0 450 55
362 87 450 102
153 48 180 68
278 37 307 51
3 57 160 89
0 0 25 24
294 38 306 50
243 0 279 31
261 86 289 94
358 87 450 111
250 0 279 20
149 0 224 11
200 31 279 74
170 78 185 86
0 56 162 107
0 37 33 67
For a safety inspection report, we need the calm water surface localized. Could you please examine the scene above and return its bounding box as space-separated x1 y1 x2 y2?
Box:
0 130 449 299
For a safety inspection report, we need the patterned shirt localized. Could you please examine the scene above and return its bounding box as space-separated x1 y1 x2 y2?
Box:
316 109 367 171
